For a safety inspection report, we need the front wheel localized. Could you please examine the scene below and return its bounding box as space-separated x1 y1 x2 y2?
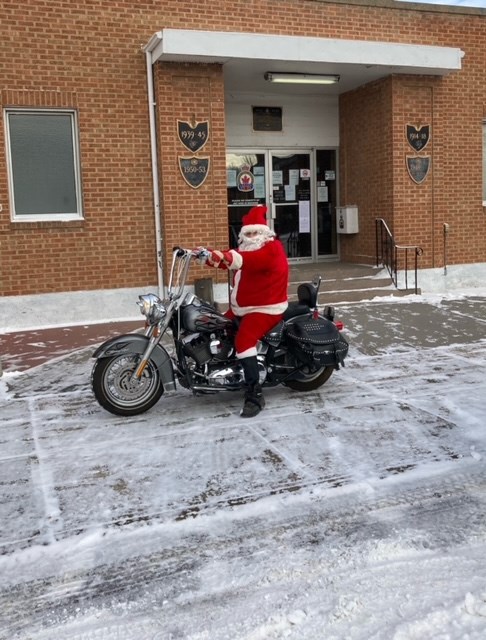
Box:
284 365 334 391
92 354 164 416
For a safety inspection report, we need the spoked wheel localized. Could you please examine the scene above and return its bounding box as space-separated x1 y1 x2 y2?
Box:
91 354 164 416
284 365 334 391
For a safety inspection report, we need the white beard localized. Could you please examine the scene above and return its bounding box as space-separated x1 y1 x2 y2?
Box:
238 230 275 252
238 235 267 252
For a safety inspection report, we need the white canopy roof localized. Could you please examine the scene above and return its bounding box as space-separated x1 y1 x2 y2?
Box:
144 28 464 95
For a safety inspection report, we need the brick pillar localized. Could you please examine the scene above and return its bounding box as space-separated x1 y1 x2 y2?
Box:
339 77 393 265
391 78 436 268
154 62 228 286
339 75 439 268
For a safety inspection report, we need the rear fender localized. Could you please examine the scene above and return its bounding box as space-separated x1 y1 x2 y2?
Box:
92 334 176 391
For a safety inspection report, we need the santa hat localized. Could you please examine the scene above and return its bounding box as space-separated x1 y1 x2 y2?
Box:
241 205 269 234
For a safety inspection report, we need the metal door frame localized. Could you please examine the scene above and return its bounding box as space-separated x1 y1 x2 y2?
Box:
268 149 314 263
226 147 338 262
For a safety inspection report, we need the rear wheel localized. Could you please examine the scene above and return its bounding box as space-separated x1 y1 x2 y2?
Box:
92 354 164 416
284 365 334 391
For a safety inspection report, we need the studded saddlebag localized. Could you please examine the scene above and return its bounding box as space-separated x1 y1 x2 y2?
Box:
285 314 349 367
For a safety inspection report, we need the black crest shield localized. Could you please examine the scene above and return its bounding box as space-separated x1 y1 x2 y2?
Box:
179 156 210 189
406 124 430 152
406 155 431 184
177 120 209 153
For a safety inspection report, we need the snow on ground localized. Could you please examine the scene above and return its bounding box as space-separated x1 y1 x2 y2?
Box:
1 275 486 639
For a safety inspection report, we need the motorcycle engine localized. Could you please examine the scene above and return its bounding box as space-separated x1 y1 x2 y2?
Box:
181 332 267 388
182 332 233 365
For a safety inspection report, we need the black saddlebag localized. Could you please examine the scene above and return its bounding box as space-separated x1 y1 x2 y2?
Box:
286 314 349 367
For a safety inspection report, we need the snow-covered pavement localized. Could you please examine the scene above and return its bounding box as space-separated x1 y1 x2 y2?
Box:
1 294 486 640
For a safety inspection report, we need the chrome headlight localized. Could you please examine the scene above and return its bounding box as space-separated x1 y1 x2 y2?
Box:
137 293 167 323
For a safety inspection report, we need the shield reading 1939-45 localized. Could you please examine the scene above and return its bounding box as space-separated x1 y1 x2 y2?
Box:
177 120 209 153
406 155 431 185
406 124 430 152
179 156 210 189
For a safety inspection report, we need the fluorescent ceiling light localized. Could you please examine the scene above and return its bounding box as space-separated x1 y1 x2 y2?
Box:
264 72 340 85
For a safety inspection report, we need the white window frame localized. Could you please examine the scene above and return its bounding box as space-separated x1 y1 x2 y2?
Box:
4 108 83 222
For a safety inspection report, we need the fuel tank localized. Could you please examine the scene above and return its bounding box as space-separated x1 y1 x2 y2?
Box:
181 296 233 333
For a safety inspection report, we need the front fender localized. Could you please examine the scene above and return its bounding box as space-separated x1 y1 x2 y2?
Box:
92 333 176 391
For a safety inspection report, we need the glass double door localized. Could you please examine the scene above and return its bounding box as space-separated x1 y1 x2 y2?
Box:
226 149 337 260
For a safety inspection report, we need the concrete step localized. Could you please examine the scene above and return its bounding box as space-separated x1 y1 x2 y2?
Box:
288 262 420 305
214 262 419 309
289 262 381 282
289 276 391 296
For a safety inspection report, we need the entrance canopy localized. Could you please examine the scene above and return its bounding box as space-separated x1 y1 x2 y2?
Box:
144 28 464 95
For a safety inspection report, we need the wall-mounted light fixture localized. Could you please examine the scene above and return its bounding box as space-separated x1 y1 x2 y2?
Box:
264 72 340 85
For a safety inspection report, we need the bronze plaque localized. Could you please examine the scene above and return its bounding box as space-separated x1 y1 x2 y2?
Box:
177 120 209 152
406 155 431 184
179 156 210 189
252 106 282 132
406 124 430 152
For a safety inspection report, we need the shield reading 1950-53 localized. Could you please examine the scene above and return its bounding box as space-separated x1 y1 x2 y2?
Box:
406 124 430 152
406 155 431 184
177 120 209 153
179 156 210 189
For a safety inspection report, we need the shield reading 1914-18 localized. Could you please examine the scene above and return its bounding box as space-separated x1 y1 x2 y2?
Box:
179 156 210 189
406 155 431 185
177 120 209 153
406 124 430 152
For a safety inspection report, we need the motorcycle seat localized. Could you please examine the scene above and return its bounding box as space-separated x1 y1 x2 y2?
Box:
263 304 311 346
283 302 310 321
297 283 318 308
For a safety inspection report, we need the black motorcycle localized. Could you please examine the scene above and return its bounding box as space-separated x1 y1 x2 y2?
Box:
91 247 349 416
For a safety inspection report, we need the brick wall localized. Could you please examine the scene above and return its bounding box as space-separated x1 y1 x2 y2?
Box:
0 1 156 296
339 77 394 264
0 0 485 296
339 65 485 269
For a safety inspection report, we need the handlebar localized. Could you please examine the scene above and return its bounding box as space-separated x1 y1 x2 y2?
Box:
172 246 186 258
172 246 211 262
166 246 212 300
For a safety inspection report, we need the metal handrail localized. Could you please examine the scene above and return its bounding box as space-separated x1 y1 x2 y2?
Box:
375 218 423 294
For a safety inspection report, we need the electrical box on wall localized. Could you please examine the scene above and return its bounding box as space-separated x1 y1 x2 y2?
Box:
336 206 359 234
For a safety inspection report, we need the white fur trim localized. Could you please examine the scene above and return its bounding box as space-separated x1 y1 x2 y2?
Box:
231 301 288 316
236 346 258 359
240 224 275 236
228 250 243 270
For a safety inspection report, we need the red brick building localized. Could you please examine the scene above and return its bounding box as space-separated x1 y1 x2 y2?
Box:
0 0 485 299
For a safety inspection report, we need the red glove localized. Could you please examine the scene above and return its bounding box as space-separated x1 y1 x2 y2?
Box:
222 251 234 266
207 250 235 268
207 250 224 267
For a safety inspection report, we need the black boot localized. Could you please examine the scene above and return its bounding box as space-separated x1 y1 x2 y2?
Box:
241 384 266 418
239 356 265 418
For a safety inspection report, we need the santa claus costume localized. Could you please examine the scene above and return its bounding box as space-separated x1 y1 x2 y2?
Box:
207 205 289 417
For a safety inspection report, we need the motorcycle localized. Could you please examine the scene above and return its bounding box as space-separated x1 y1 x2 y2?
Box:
91 247 349 416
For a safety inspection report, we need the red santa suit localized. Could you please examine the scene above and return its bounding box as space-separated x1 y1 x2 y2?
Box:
208 205 289 358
